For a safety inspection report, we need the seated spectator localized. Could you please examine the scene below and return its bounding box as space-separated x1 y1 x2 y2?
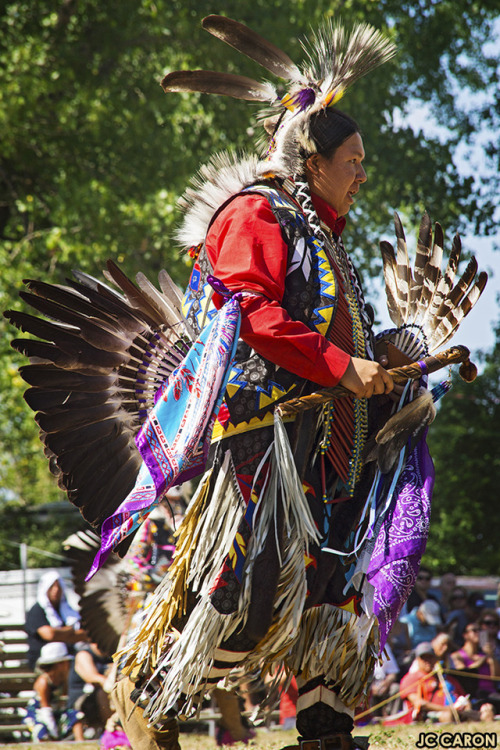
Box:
431 572 457 617
25 571 88 669
451 621 500 712
478 609 500 662
445 586 469 646
23 642 77 741
400 642 475 723
431 632 456 671
466 592 487 624
401 599 443 649
401 566 438 617
67 642 114 741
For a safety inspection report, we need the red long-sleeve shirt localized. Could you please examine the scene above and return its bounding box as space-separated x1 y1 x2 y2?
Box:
205 191 352 387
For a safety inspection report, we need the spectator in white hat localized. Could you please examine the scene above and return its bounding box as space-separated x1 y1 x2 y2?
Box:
23 642 77 741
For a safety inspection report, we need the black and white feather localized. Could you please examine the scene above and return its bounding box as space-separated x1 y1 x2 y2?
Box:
201 15 302 82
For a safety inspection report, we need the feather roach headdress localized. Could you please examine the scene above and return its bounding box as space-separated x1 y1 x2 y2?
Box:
161 14 397 178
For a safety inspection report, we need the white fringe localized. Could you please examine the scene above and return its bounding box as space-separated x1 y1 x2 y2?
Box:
187 451 244 596
273 411 321 547
144 594 246 722
285 604 379 707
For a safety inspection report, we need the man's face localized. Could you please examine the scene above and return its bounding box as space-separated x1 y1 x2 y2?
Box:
433 635 450 658
450 589 467 609
306 132 367 216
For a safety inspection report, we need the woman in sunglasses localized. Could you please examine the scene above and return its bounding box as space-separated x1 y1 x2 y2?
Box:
451 620 500 711
478 609 500 662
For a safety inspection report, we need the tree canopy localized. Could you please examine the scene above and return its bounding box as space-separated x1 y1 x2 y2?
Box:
0 0 498 569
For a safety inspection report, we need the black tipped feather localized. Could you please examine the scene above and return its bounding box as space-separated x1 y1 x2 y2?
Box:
161 69 277 102
202 14 301 81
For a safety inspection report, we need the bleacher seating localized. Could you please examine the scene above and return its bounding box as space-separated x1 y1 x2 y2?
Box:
0 624 35 740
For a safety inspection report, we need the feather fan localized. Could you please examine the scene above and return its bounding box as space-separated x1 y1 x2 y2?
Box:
380 213 487 360
4 266 192 552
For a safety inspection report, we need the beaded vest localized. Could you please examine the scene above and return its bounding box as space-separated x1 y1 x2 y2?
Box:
182 182 369 491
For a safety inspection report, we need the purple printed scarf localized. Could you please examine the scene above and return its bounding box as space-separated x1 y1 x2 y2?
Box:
367 437 435 649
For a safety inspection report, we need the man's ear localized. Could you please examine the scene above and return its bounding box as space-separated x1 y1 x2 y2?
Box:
305 153 321 176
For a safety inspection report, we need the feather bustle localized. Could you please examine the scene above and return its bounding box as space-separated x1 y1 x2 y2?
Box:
5 262 191 543
63 529 130 654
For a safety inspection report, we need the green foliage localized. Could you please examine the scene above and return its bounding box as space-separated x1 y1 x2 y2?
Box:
425 321 500 575
0 0 498 560
1 501 85 569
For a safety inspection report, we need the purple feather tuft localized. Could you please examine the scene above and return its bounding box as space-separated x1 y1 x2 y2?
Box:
294 87 316 110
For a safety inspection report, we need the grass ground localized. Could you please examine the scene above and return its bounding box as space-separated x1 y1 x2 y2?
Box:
1 722 498 750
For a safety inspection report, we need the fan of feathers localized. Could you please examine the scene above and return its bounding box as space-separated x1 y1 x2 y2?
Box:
363 211 487 475
4 261 194 557
378 212 487 360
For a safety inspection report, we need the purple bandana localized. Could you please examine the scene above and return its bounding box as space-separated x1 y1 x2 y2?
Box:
367 438 435 650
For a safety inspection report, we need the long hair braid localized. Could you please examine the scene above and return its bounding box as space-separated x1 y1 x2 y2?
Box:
292 177 374 359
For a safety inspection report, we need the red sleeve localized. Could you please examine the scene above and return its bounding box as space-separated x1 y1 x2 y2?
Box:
205 194 351 387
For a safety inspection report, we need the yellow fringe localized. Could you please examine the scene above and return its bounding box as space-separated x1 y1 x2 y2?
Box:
116 470 213 674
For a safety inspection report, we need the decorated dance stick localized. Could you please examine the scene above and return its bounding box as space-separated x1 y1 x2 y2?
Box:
276 344 476 418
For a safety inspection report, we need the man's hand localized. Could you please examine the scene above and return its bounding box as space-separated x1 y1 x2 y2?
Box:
339 357 394 398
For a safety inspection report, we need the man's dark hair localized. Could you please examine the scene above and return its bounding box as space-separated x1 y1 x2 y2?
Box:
309 108 360 158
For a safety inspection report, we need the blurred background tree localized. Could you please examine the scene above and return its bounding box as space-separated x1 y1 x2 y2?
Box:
425 314 500 576
0 0 498 568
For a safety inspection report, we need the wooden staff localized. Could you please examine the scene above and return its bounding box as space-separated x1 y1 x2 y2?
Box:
276 344 476 418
